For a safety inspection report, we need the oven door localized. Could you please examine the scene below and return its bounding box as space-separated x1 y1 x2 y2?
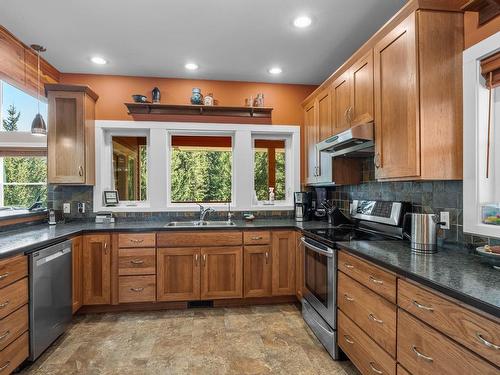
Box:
301 236 336 328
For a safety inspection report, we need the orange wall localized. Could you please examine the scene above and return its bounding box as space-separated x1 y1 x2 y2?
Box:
59 73 316 126
464 12 500 49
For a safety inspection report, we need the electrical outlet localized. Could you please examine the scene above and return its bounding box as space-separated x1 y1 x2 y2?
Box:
63 203 71 214
77 202 86 214
440 211 450 230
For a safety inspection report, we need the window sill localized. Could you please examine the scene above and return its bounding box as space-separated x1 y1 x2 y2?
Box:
0 209 47 227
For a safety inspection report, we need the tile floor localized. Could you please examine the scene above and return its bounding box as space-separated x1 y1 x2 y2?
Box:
20 304 359 375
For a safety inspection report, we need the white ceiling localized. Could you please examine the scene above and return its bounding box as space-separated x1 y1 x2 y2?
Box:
0 0 405 85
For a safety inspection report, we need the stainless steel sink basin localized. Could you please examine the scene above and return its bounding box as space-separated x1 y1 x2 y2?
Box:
165 220 236 227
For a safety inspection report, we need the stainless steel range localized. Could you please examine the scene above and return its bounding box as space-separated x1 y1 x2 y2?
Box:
301 199 407 359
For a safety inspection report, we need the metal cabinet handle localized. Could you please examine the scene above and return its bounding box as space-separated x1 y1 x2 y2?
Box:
374 153 381 168
412 300 434 312
78 165 84 176
344 335 354 344
265 252 269 264
195 253 199 266
0 273 9 280
476 332 500 350
0 331 10 341
369 276 383 285
0 361 10 372
0 301 9 309
251 236 263 240
344 294 354 302
203 254 207 265
130 239 144 244
130 287 144 292
368 313 384 324
104 242 108 255
130 259 144 265
369 362 383 374
344 263 354 269
412 346 433 362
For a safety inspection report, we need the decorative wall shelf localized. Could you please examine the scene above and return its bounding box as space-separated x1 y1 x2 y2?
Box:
124 103 273 124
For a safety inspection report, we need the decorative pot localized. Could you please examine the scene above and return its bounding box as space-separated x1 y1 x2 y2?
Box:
204 93 214 106
152 87 161 103
191 88 203 105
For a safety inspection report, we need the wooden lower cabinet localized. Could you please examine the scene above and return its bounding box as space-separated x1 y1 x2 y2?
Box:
243 246 272 298
271 231 295 296
83 234 111 305
397 364 411 375
157 247 200 302
0 305 28 351
201 247 242 299
295 231 304 300
119 275 156 303
72 236 83 313
0 332 29 375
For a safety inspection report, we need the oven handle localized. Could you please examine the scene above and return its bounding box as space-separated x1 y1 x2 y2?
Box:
301 237 334 258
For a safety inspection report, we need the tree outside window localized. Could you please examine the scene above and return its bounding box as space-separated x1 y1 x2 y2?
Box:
254 139 286 201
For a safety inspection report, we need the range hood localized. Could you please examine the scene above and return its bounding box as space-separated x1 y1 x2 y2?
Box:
316 122 374 158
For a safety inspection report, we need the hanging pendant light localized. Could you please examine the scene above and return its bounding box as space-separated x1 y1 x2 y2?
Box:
30 44 47 136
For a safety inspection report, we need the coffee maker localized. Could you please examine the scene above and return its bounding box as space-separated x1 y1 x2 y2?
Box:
294 192 312 222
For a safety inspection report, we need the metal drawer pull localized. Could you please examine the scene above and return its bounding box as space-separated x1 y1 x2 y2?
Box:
195 254 199 265
344 263 354 269
412 346 433 362
368 313 383 324
344 335 354 344
0 301 9 309
476 332 500 350
265 252 269 264
369 362 383 374
344 294 354 302
412 300 434 312
130 259 144 265
0 361 10 372
130 239 144 243
78 165 83 176
0 273 9 280
369 276 383 285
251 236 263 240
0 331 9 341
130 287 144 292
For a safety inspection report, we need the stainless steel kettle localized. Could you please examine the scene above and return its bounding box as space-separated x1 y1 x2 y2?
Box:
403 213 445 254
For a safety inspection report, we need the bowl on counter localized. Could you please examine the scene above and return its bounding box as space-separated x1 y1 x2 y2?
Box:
476 246 500 270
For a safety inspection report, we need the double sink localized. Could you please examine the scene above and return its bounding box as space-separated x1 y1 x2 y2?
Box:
165 220 236 227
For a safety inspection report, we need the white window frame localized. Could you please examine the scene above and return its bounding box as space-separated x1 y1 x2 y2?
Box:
94 120 300 213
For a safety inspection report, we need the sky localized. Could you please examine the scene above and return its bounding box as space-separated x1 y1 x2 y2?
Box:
1 81 48 132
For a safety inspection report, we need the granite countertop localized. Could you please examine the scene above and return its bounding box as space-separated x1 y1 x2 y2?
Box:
336 240 500 317
0 219 333 259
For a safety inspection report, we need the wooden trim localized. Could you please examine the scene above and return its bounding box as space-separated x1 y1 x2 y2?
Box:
462 0 500 25
111 233 119 305
0 148 47 157
213 295 297 307
0 213 45 228
171 135 232 148
480 51 500 88
45 83 99 101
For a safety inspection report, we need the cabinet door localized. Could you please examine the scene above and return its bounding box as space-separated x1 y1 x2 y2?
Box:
243 246 272 298
295 231 304 300
332 72 351 133
374 13 419 179
317 88 332 141
350 50 374 124
47 91 86 184
201 247 242 299
157 247 200 302
304 100 318 183
72 236 83 313
82 234 111 305
272 231 296 296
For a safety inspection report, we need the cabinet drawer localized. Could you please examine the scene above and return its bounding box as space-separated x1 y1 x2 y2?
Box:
338 251 396 303
338 271 396 356
118 248 156 276
0 305 28 351
119 275 156 303
397 309 498 375
0 331 28 374
397 364 411 375
398 279 500 367
157 231 242 247
0 256 27 289
338 309 396 375
118 233 156 248
243 231 271 245
0 278 28 320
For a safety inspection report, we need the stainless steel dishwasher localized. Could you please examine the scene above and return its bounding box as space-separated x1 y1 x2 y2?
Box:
29 240 72 361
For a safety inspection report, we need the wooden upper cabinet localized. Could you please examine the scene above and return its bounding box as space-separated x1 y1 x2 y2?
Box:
350 50 374 125
46 84 98 185
271 231 295 296
82 234 111 305
72 236 83 313
201 246 242 300
243 246 272 298
332 71 351 134
374 13 419 180
317 88 332 141
157 247 200 302
304 100 318 182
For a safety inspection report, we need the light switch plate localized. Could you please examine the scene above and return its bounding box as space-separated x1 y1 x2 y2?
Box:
440 211 450 230
63 203 71 214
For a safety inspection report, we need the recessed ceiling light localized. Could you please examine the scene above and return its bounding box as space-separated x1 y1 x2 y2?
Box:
293 16 312 28
185 63 199 71
91 56 107 65
269 67 282 75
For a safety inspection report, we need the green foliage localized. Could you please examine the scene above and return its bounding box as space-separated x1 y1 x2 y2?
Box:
2 104 20 131
275 151 286 200
140 145 148 200
254 151 269 200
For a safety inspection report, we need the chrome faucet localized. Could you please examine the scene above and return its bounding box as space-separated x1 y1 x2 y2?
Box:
197 204 215 223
